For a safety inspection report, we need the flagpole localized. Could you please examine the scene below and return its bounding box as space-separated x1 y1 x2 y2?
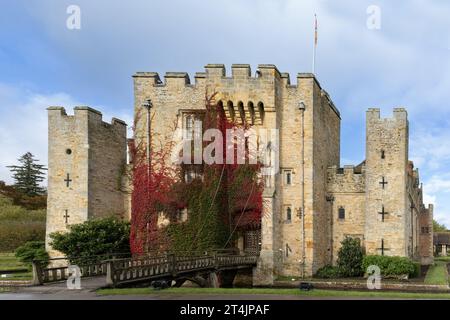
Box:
312 14 317 75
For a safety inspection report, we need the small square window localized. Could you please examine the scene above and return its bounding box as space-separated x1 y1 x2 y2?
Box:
338 207 345 220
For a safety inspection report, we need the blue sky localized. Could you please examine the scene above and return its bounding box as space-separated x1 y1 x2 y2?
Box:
1 0 449 226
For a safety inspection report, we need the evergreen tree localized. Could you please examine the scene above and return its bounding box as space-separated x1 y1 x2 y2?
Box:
433 220 448 232
7 152 47 196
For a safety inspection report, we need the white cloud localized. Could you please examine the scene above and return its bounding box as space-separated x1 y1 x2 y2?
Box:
0 83 132 185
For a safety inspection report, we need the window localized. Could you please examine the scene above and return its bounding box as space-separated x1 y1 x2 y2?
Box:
286 206 292 223
283 169 293 186
381 150 385 159
422 227 430 234
182 112 203 140
184 114 194 140
184 166 202 183
338 207 345 220
66 148 72 155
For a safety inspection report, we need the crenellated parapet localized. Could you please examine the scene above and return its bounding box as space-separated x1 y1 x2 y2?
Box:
47 106 127 131
327 165 366 193
132 63 341 130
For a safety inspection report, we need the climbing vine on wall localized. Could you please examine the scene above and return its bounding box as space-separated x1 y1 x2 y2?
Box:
129 93 264 255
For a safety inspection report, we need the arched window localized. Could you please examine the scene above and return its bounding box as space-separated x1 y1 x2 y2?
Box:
248 102 255 125
227 101 235 122
257 102 265 124
217 100 225 117
237 101 245 124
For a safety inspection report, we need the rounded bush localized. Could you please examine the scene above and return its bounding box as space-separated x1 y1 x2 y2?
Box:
362 255 417 277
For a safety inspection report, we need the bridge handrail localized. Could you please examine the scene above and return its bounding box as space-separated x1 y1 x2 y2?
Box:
105 252 258 287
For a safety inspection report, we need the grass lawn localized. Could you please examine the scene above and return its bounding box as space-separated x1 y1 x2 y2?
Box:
435 256 450 262
424 261 449 285
97 287 450 299
0 252 32 281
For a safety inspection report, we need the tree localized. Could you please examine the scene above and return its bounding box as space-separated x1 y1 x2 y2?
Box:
337 237 364 277
7 152 47 196
433 220 448 232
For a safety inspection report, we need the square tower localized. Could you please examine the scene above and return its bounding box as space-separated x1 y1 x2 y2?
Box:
46 106 127 257
365 108 409 257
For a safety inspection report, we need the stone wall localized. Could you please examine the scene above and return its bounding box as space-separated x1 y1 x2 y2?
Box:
419 204 434 265
46 107 127 257
365 108 409 257
327 165 366 263
133 64 342 281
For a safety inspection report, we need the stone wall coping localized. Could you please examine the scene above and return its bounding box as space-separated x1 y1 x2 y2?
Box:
132 72 160 78
74 106 102 116
205 64 226 68
273 280 450 292
47 106 67 115
112 118 127 126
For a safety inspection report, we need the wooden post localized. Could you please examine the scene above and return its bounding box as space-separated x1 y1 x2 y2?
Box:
169 254 177 277
31 261 43 286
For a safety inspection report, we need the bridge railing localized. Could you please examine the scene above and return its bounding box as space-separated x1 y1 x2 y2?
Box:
31 253 131 285
105 252 258 287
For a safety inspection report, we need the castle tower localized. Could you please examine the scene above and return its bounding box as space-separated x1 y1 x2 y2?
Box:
132 64 341 282
365 108 409 257
46 106 127 257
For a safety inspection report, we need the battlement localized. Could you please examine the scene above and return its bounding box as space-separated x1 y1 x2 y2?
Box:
47 106 127 128
366 107 408 122
132 64 322 89
328 165 365 176
327 165 366 193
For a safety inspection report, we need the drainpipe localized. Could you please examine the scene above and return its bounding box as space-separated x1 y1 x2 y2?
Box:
143 99 153 253
143 99 153 177
298 101 306 278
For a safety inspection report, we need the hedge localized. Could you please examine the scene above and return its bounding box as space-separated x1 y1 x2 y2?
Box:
315 265 342 278
362 255 418 277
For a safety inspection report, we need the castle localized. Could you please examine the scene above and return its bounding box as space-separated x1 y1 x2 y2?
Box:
46 64 434 284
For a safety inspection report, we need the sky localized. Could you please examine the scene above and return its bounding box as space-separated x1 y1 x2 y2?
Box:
0 0 449 226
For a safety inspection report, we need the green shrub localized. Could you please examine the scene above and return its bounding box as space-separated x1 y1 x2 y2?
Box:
315 265 342 278
337 237 364 277
362 255 417 277
15 241 49 268
50 217 131 264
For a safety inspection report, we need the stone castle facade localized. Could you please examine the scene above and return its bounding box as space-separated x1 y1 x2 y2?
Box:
46 64 433 283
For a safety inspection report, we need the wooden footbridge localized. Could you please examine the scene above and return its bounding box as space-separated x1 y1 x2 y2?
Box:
32 250 258 288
